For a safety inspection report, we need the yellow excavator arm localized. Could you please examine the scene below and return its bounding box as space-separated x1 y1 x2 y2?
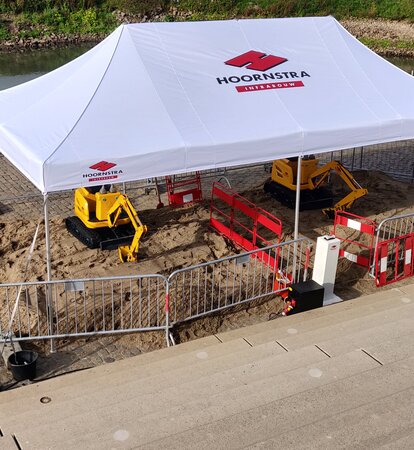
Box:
308 160 368 217
107 194 148 262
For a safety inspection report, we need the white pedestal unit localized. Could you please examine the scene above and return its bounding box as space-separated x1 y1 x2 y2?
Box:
312 235 342 306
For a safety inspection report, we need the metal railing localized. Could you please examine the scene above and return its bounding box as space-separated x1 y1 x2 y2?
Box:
0 238 312 345
317 140 414 181
167 238 312 324
0 274 168 342
375 213 414 246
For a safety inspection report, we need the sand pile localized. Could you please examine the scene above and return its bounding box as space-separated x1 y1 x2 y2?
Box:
1 169 414 347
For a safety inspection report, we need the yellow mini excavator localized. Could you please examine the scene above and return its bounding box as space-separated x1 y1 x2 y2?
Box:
65 185 147 262
264 156 368 217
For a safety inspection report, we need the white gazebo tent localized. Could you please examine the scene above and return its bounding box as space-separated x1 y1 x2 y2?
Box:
1 16 414 281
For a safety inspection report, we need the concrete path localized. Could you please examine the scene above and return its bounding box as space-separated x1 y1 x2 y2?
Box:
1 286 414 449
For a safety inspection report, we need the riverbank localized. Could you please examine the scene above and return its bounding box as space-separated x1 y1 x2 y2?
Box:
342 18 414 57
0 12 413 57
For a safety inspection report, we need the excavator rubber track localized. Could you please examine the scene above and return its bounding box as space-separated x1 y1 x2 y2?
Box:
264 180 333 211
65 216 135 250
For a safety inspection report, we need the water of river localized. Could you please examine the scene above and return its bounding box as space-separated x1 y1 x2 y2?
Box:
0 44 94 91
0 45 413 91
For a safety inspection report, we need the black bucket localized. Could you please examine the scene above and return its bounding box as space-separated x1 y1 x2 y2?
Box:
8 350 38 381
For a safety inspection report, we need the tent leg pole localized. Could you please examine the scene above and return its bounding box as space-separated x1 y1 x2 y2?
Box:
44 194 55 353
293 156 302 282
294 155 302 241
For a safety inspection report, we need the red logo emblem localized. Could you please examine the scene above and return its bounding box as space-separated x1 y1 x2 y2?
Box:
89 161 116 172
225 50 287 72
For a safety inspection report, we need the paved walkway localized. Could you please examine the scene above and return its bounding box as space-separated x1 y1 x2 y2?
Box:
1 285 413 449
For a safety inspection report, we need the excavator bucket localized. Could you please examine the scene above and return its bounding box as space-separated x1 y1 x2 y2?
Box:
118 245 137 263
322 208 336 220
118 224 147 262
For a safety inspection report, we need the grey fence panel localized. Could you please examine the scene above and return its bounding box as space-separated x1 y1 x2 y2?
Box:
167 238 312 324
376 213 414 244
317 140 414 181
0 274 168 342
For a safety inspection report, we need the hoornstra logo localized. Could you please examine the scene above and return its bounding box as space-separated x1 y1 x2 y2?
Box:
83 161 123 183
89 161 116 172
225 50 288 72
218 50 310 93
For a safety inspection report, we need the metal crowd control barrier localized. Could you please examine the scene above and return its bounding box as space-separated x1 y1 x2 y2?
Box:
0 240 312 346
167 238 311 324
333 211 377 268
0 274 168 343
374 213 414 248
373 212 414 286
333 210 414 287
210 182 283 252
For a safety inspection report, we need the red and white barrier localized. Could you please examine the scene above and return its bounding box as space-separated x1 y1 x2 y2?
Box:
333 211 377 268
375 233 414 286
165 172 202 207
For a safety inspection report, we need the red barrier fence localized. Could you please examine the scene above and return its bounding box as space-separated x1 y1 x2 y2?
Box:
210 182 283 269
165 172 202 207
375 233 414 286
333 211 377 268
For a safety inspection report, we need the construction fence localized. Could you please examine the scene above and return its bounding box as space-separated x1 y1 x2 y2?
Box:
0 237 312 346
333 210 414 287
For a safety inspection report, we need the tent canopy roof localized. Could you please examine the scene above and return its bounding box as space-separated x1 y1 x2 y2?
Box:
0 16 414 193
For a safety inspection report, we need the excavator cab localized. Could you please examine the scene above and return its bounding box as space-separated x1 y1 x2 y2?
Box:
270 156 319 190
66 185 147 262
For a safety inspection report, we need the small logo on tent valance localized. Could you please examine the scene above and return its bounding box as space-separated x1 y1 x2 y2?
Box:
225 50 287 72
84 161 123 183
89 161 117 172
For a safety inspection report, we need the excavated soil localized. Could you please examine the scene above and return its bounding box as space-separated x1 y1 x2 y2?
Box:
1 170 414 348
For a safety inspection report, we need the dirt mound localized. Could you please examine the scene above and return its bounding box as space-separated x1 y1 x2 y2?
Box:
1 169 414 354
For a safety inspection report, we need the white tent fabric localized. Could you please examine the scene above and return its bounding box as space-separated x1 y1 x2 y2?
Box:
0 16 414 193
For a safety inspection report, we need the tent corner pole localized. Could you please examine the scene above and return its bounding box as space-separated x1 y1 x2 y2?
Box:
43 193 55 353
294 155 302 241
293 155 302 283
44 193 52 281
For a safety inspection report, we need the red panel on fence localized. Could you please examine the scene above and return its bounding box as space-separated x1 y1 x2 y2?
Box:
375 232 414 287
258 213 283 235
210 182 282 270
165 172 203 207
405 236 413 277
333 211 377 268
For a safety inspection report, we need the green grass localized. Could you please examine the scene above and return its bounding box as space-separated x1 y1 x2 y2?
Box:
0 21 10 40
5 6 118 39
0 0 414 20
0 1 413 49
361 37 414 50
